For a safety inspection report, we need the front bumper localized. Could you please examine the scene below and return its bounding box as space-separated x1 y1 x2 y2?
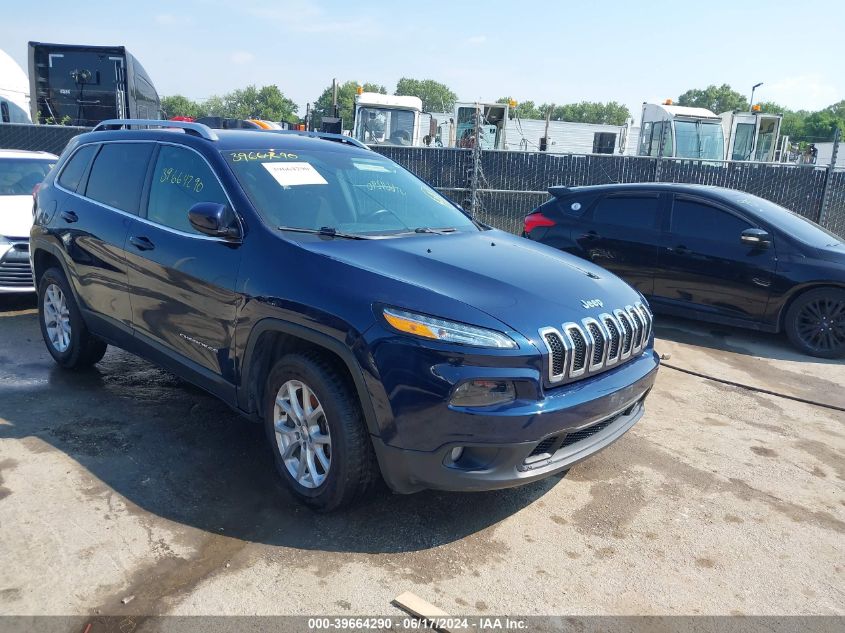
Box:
372 350 659 493
0 241 35 293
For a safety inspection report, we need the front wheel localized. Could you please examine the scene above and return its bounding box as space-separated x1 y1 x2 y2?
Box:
263 352 380 511
38 267 107 369
784 288 845 358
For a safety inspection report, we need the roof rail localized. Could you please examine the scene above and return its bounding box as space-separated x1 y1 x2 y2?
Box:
271 130 370 151
92 119 219 141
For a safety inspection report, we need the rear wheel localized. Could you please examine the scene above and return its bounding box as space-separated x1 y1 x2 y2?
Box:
784 288 845 358
263 352 380 511
38 267 108 369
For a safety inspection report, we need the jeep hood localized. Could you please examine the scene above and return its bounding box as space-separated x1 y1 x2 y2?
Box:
296 230 643 337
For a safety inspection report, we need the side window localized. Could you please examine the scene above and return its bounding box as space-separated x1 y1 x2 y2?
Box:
591 195 660 230
58 144 98 192
85 143 154 214
1 101 9 123
638 122 652 155
146 145 228 234
592 132 616 154
671 198 751 241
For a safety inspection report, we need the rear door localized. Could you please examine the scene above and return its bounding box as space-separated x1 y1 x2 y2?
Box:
574 192 664 296
55 141 153 336
125 143 242 398
653 194 775 321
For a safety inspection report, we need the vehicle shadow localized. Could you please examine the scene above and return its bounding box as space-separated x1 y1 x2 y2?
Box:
0 312 558 555
653 313 845 366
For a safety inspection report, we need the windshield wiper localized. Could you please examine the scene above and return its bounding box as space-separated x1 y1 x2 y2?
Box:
278 226 372 240
413 227 458 235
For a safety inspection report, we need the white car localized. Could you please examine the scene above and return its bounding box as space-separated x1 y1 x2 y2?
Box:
0 149 57 293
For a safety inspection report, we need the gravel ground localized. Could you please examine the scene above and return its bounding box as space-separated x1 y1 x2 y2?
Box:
0 294 842 622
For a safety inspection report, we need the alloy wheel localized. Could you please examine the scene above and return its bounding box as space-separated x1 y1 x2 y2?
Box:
43 283 71 353
795 297 845 353
273 379 332 488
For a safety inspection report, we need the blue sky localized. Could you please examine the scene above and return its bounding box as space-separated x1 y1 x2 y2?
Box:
2 0 842 122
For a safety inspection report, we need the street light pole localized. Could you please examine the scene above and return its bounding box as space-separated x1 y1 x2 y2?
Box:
749 82 763 110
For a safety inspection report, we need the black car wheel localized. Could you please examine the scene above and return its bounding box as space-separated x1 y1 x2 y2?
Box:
785 288 845 359
263 352 380 511
38 267 108 369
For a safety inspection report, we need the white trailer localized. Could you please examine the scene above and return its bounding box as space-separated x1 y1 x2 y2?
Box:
720 110 782 162
0 49 32 124
638 102 724 160
503 117 633 155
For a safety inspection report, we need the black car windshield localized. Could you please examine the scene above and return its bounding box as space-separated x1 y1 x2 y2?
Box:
224 147 476 236
0 159 55 196
724 191 841 248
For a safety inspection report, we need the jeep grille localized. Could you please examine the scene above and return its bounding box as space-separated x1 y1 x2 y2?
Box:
538 302 653 385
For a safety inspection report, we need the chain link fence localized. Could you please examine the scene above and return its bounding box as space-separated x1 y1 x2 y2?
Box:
2 122 843 239
0 123 91 156
374 143 845 239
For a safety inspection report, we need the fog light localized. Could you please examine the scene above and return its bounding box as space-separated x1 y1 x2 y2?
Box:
450 447 464 462
450 379 516 407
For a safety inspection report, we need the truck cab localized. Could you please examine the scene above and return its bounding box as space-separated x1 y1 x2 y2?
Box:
720 110 782 162
352 93 423 146
638 102 725 160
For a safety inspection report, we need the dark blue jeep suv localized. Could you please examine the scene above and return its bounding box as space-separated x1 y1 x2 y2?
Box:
31 120 659 510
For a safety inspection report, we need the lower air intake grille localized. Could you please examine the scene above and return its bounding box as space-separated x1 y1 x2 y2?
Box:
560 414 621 448
529 437 557 457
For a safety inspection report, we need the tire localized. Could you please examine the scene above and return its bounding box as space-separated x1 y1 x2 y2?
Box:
37 267 108 369
784 287 845 359
263 351 380 511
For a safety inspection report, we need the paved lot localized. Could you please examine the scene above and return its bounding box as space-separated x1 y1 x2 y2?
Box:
0 294 842 618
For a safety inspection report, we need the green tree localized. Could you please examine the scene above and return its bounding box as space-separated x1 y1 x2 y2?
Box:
803 100 845 142
395 78 457 112
160 95 206 119
211 85 298 123
531 101 631 125
676 84 748 114
312 80 386 129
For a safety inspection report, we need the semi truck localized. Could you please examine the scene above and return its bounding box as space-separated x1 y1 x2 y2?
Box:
28 42 160 126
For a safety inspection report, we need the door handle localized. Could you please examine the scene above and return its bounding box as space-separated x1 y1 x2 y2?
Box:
581 230 599 241
129 236 155 251
60 210 78 223
669 245 691 256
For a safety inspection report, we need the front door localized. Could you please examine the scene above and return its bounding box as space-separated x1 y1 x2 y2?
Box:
125 143 242 396
653 194 775 322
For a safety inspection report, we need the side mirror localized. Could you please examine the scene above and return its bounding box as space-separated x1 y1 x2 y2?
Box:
188 202 240 240
741 228 771 248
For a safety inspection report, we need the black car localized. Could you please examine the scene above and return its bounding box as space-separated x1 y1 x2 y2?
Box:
524 183 845 358
30 120 659 510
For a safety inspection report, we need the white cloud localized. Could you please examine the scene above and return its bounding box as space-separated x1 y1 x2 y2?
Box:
466 35 487 45
763 74 840 111
230 51 255 65
241 1 375 35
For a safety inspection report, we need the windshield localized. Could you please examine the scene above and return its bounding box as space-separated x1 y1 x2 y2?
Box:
354 107 415 146
224 147 477 236
725 191 841 248
0 159 55 196
674 120 725 160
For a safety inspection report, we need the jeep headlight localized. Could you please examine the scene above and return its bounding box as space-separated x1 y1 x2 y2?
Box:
383 307 517 349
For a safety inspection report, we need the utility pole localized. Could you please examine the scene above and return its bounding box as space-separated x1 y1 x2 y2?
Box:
819 127 841 228
331 78 338 118
541 104 552 152
749 82 763 110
